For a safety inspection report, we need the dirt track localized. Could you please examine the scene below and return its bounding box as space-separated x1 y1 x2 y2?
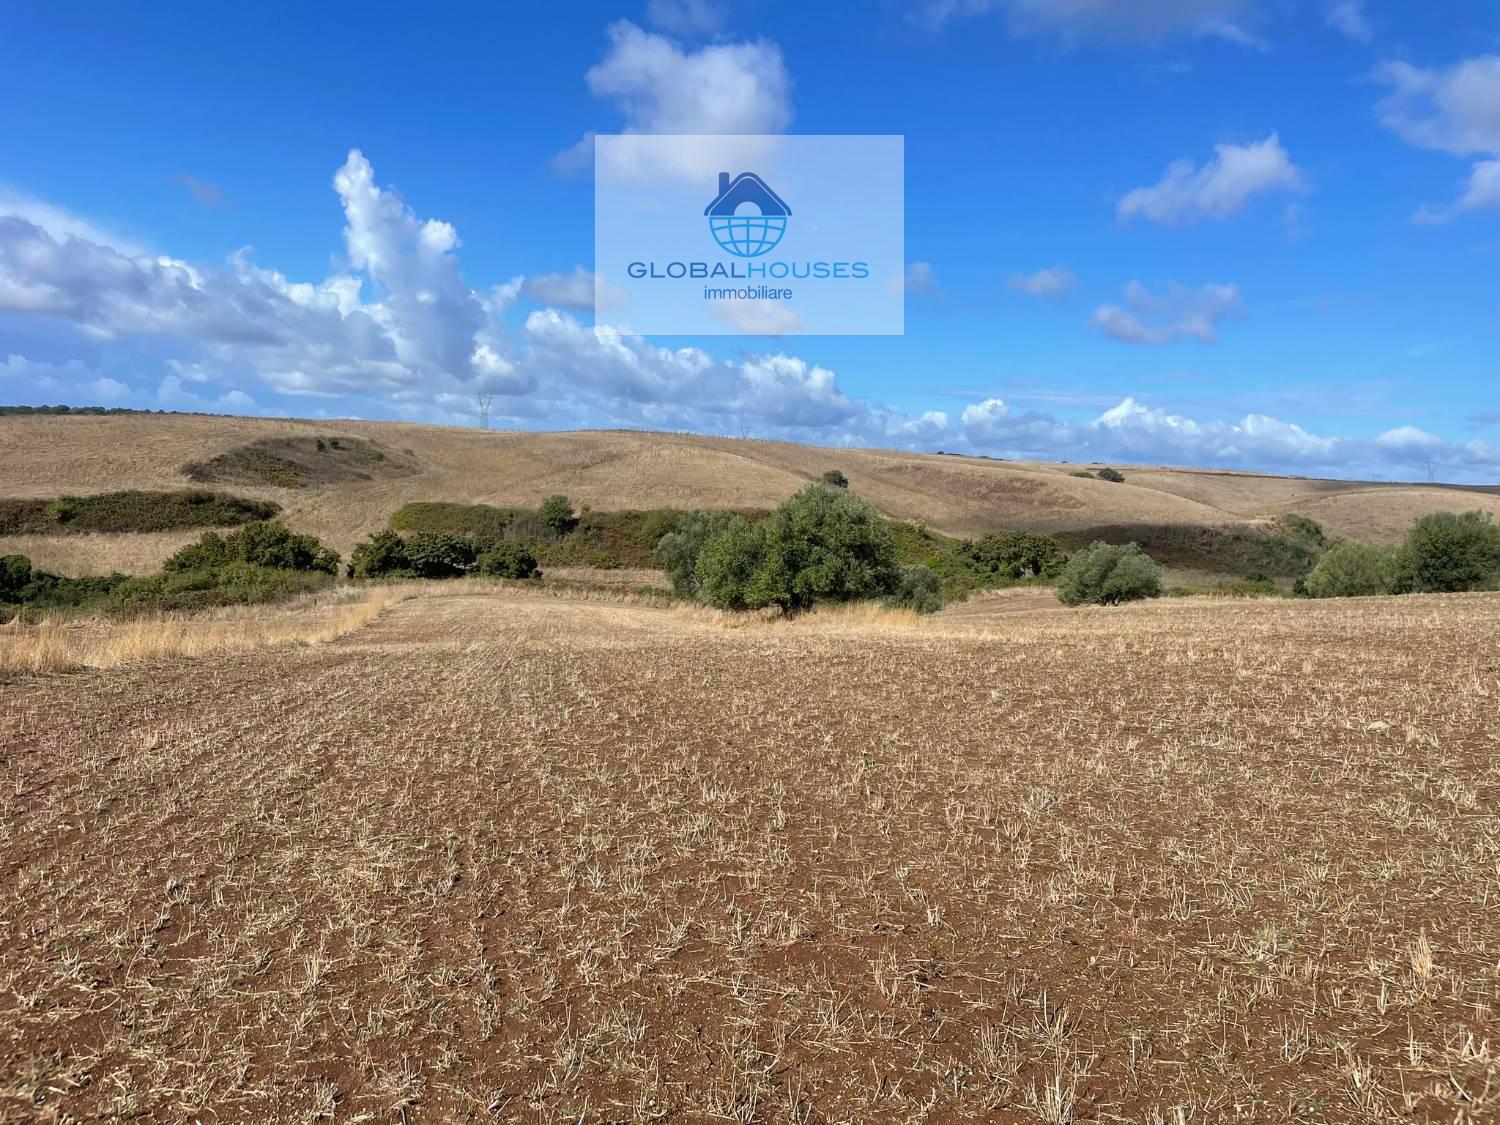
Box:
3 591 1499 1122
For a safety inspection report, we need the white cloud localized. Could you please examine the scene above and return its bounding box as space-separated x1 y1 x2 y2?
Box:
1009 266 1077 300
942 394 1500 480
1325 1 1370 43
559 21 793 180
88 376 129 401
1375 56 1500 156
0 150 521 402
5 153 1500 481
646 0 725 35
1090 280 1243 345
520 267 626 311
0 187 148 256
1119 133 1305 224
712 298 806 335
1457 159 1500 211
1375 56 1500 221
916 0 1262 46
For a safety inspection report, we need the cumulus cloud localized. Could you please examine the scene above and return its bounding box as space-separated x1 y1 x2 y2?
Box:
1376 56 1500 221
0 150 522 402
1375 56 1500 156
0 187 148 256
940 394 1500 480
915 0 1262 46
1119 133 1305 224
1325 1 1371 43
1090 281 1243 346
4 152 1499 481
1009 266 1077 300
558 21 793 180
519 267 626 311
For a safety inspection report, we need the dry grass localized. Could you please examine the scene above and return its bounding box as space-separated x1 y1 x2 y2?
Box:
0 530 203 576
0 584 411 674
5 414 1497 575
3 587 1498 1122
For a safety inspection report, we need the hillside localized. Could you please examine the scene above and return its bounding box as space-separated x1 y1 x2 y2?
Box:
3 411 1498 575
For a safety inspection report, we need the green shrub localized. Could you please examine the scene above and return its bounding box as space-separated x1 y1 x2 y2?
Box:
349 530 412 578
1395 510 1500 593
476 541 540 579
1096 466 1126 483
1302 542 1399 598
400 532 480 578
1070 470 1094 479
1 554 34 603
963 531 1068 580
740 484 900 613
1055 521 1321 582
1056 542 1162 606
696 518 767 610
110 562 328 612
540 495 578 537
821 469 849 489
0 490 281 536
885 564 944 614
389 501 527 539
166 521 338 575
655 511 742 596
1280 514 1327 549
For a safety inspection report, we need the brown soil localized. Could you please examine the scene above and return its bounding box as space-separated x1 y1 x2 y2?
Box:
3 589 1497 1122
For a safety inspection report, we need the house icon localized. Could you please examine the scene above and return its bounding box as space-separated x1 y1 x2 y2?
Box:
705 171 790 258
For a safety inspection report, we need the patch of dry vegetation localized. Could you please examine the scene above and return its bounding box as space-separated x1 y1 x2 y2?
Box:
0 585 411 674
3 589 1498 1121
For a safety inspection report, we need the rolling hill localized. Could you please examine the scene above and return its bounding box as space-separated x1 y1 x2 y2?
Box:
3 411 1498 576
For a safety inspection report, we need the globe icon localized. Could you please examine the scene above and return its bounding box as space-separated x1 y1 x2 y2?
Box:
709 213 787 258
705 172 791 258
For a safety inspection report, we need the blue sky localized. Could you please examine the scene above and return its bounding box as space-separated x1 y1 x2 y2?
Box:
2 0 1499 480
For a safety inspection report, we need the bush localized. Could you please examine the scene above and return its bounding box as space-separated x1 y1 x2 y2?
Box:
963 531 1068 580
1 554 34 603
165 521 339 575
109 562 328 613
1280 514 1327 549
1070 470 1094 479
389 501 527 539
476 541 540 579
1302 542 1399 598
654 511 742 596
0 490 281 536
349 530 412 578
540 495 578 537
1096 467 1126 483
696 518 767 610
401 532 479 579
885 564 944 614
1055 521 1322 582
821 469 849 489
742 484 900 613
1395 510 1500 593
1056 542 1162 606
